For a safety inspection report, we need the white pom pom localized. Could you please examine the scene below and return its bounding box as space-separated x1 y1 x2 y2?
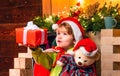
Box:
52 24 58 30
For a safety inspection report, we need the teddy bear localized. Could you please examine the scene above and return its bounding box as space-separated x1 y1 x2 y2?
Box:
57 38 100 76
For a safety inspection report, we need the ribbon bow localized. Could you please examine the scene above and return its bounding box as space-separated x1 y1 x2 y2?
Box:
24 21 39 30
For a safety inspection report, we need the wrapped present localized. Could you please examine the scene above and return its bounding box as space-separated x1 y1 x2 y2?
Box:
16 21 48 47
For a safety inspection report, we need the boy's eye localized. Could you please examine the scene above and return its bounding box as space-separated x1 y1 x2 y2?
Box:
63 33 67 35
57 32 60 35
84 60 87 62
78 57 81 59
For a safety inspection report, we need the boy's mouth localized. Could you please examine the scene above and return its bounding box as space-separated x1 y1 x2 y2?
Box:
57 40 61 43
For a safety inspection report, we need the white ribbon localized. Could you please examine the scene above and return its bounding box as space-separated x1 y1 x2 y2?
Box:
23 21 45 45
39 29 45 44
24 21 39 30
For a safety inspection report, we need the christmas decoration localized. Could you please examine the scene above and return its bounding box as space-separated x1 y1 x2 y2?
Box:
31 2 120 34
33 15 60 32
69 2 83 19
79 2 120 34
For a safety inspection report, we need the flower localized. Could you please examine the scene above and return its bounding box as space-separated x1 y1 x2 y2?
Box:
44 16 54 23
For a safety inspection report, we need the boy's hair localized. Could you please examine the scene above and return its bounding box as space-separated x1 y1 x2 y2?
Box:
58 22 74 35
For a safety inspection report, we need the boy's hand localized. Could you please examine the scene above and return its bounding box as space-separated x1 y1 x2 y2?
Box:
18 43 38 49
43 48 56 52
28 45 36 48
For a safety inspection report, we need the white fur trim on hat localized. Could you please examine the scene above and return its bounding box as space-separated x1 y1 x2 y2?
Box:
79 46 98 57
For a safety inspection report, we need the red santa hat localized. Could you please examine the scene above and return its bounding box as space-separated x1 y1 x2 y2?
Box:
73 38 98 57
52 17 84 42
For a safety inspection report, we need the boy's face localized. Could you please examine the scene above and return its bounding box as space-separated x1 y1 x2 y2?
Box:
56 26 74 50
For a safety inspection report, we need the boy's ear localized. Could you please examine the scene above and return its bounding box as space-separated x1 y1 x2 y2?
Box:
73 39 76 44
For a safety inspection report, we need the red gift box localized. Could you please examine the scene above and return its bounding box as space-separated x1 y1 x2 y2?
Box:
16 27 48 47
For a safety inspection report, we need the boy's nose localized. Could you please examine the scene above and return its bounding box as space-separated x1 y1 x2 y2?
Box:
57 35 62 39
